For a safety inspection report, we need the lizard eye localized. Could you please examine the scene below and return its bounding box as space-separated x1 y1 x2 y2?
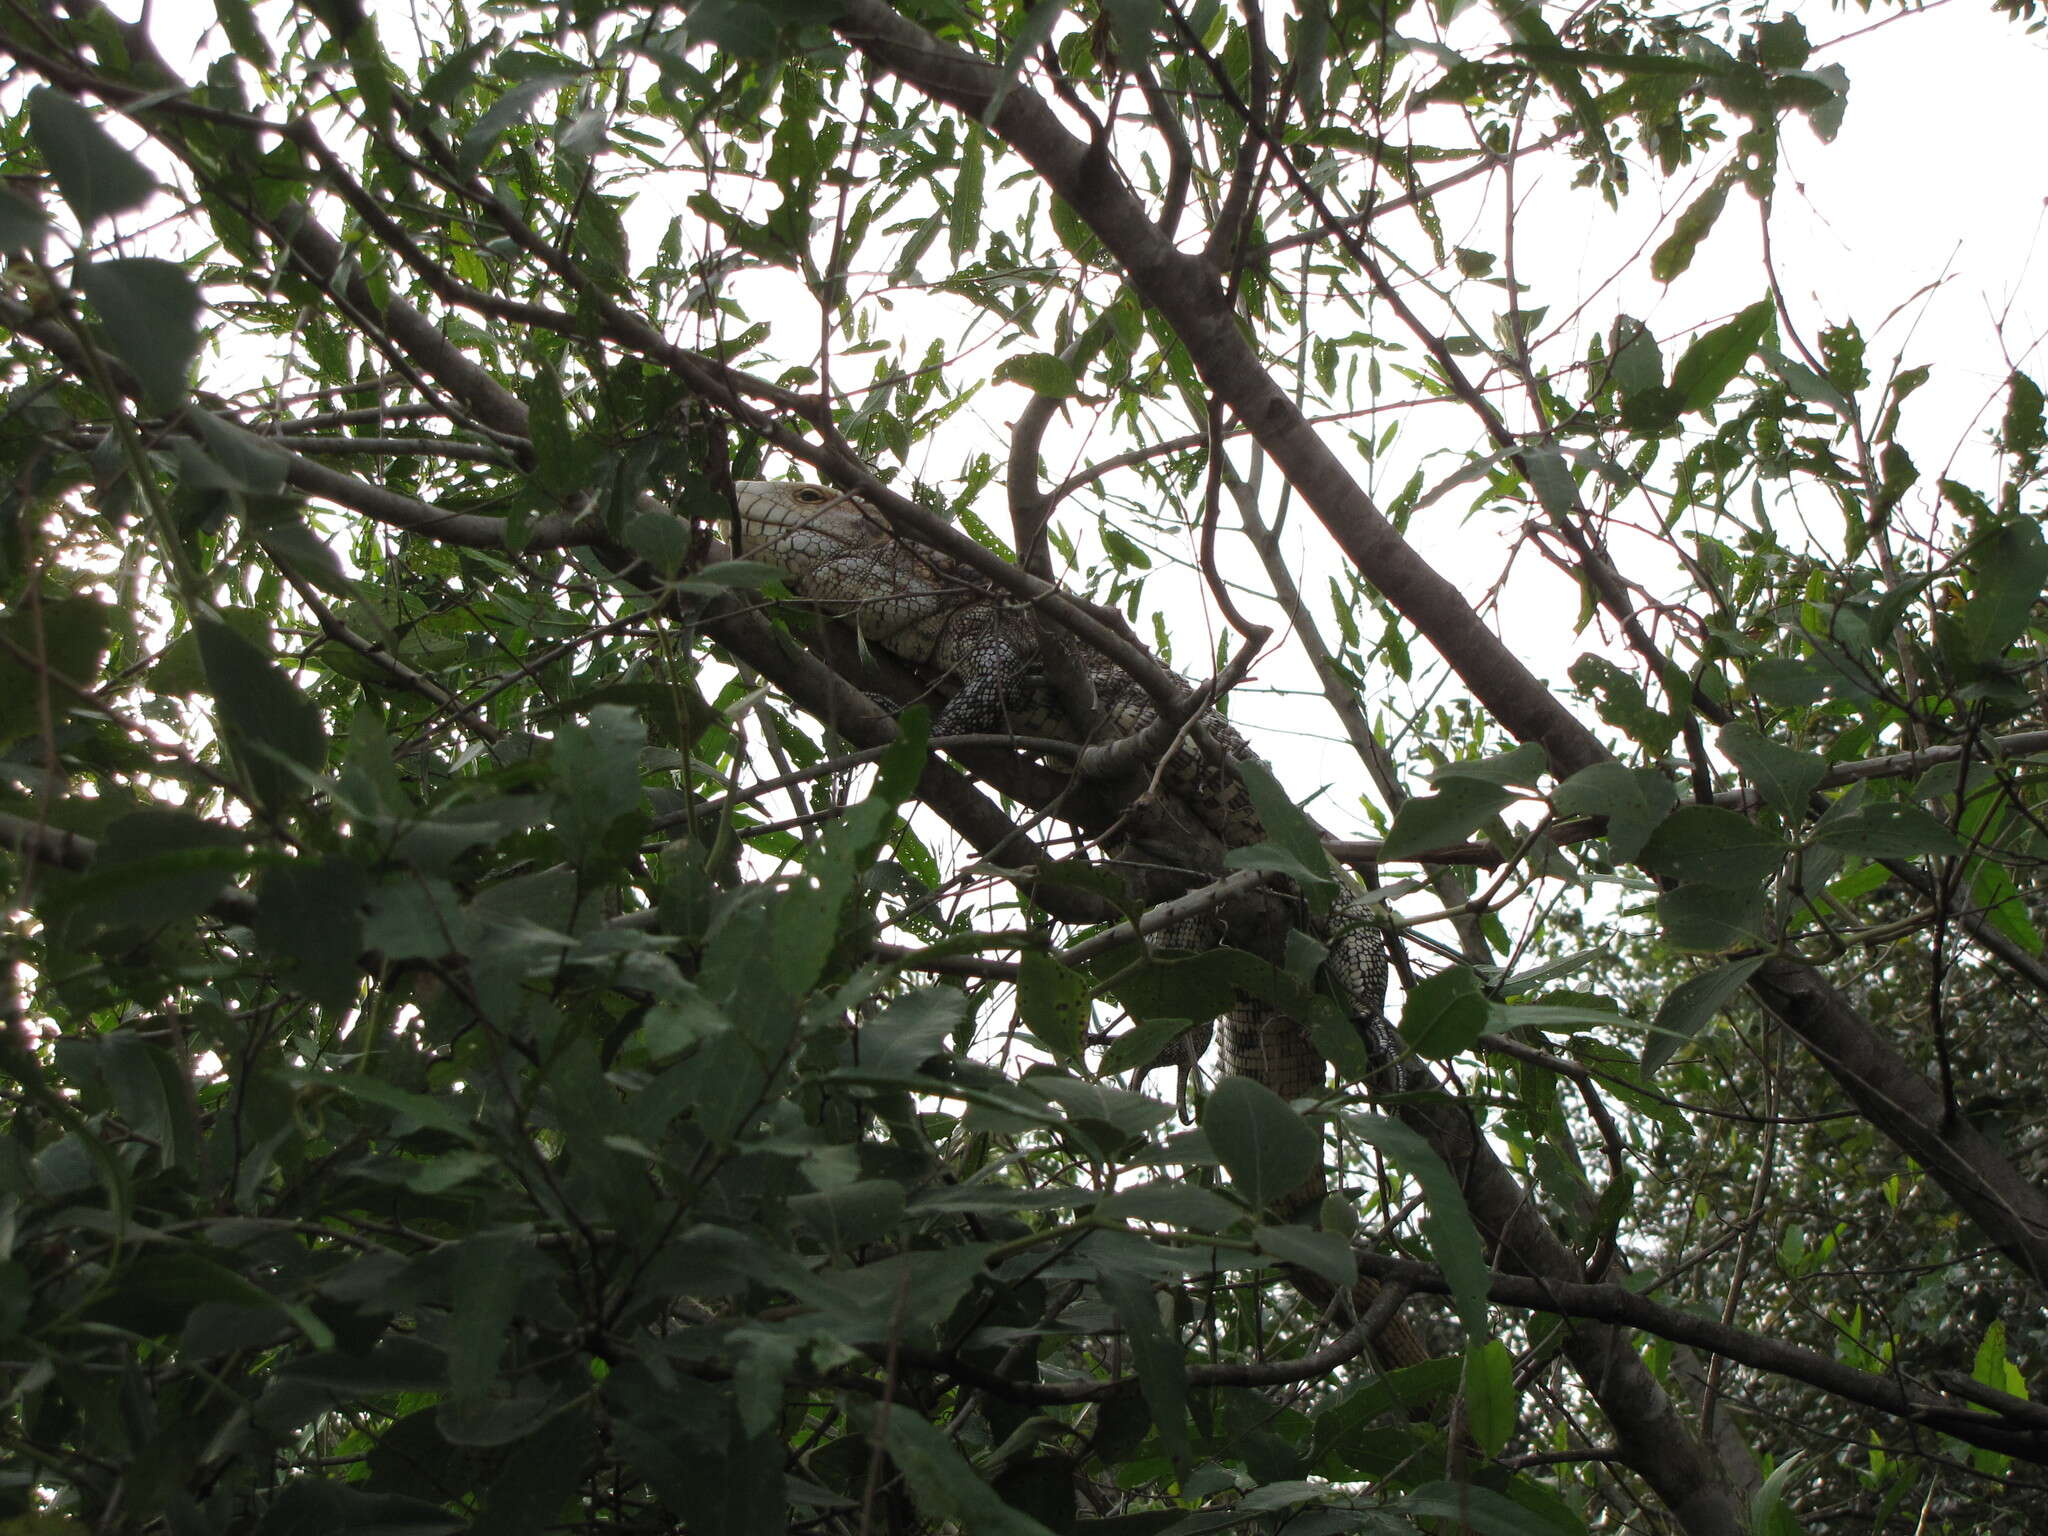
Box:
793 487 827 504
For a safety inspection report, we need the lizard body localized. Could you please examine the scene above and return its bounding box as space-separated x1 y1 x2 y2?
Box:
735 478 1430 1371
734 479 1395 1086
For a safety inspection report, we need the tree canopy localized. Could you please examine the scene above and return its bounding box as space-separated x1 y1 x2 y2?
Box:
4 1 2048 1533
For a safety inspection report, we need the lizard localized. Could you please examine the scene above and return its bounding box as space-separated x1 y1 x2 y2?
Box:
733 477 1435 1374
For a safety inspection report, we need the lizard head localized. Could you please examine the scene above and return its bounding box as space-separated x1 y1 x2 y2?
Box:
734 480 884 572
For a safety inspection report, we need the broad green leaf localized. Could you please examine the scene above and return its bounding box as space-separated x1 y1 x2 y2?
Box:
54 810 247 938
1972 855 2043 955
1462 1338 1518 1456
1645 956 1765 1072
1380 778 1515 860
1097 1260 1192 1469
0 187 49 252
1811 802 1965 859
1029 1072 1174 1151
1202 1075 1320 1211
874 1404 1062 1536
28 87 157 225
1568 654 1677 753
949 123 987 260
1718 722 1825 818
2001 370 2045 467
1550 761 1676 861
1651 177 1730 283
1252 1222 1356 1290
1656 883 1769 954
1344 1112 1491 1338
992 352 1080 397
1941 518 2048 674
449 1233 527 1405
1018 949 1091 1062
624 507 692 575
78 257 204 410
460 73 583 169
1099 1015 1210 1075
1097 1181 1243 1232
254 857 368 1010
860 988 969 1076
788 1180 907 1249
1397 1482 1580 1536
1670 300 1773 413
1638 805 1787 887
984 0 1072 124
197 615 326 811
1486 1000 1639 1034
1237 757 1337 892
0 592 111 745
1400 964 1492 1058
1520 447 1578 516
1433 742 1550 788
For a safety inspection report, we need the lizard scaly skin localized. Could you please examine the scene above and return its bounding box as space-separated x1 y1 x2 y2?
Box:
735 480 1428 1371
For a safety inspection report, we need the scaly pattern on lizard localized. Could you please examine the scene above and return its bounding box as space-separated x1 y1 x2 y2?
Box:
735 479 1429 1371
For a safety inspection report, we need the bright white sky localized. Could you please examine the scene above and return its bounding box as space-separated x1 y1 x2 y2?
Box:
142 0 2048 838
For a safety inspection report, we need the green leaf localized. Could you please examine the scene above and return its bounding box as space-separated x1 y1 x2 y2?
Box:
1972 855 2043 955
860 988 969 1076
948 123 987 260
1656 883 1769 953
78 257 204 410
1400 964 1492 1058
1748 655 1848 707
1252 1222 1356 1290
449 1233 527 1406
1607 314 1663 399
1028 1073 1174 1152
1717 722 1824 818
625 508 692 576
461 73 583 170
1433 742 1550 789
1096 1181 1243 1232
874 1404 1062 1536
28 87 157 225
1462 1338 1518 1456
1670 299 1773 413
1568 654 1677 753
1811 802 1965 859
991 352 1080 397
1396 1482 1578 1536
55 810 248 938
1651 177 1731 283
552 705 648 858
1486 999 1639 1035
1018 949 1091 1062
1344 1113 1491 1338
788 1180 907 1249
254 857 368 1010
2000 370 2045 468
1520 447 1578 516
1097 1260 1192 1469
1645 956 1765 1072
0 187 49 252
1236 757 1337 893
1098 1015 1209 1076
1943 519 2048 674
1380 779 1515 860
1202 1075 1319 1211
0 591 111 746
1550 761 1676 861
984 0 1073 125
1638 806 1786 888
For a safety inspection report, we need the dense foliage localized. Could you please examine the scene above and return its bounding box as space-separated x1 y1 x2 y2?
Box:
4 1 2048 1532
